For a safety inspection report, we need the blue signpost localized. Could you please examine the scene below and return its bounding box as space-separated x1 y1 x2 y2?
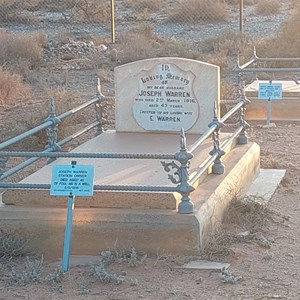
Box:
50 161 94 272
258 82 283 125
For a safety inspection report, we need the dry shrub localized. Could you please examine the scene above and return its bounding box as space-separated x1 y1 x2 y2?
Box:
36 87 90 145
206 51 230 69
70 0 111 23
224 198 273 231
24 0 77 12
221 81 238 100
220 81 239 117
168 0 229 23
0 30 47 67
203 29 254 64
117 24 200 64
0 67 33 106
125 0 163 13
204 29 253 56
256 0 280 15
224 0 257 4
0 0 38 23
256 5 300 62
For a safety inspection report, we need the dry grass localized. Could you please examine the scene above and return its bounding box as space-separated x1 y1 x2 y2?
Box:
0 67 33 106
203 29 254 57
224 0 257 5
0 0 38 23
0 30 47 67
117 24 200 64
7 0 111 23
203 29 254 69
167 0 229 23
256 0 280 15
125 0 163 13
256 4 300 61
70 0 111 24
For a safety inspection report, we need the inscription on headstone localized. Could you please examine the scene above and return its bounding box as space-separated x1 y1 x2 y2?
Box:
115 57 220 134
133 63 199 131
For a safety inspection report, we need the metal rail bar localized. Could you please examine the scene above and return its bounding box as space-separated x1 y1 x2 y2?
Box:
0 121 53 150
255 57 300 62
57 120 100 145
239 58 256 70
0 151 175 160
220 101 244 123
188 125 216 153
0 121 101 180
0 95 100 150
57 96 100 120
188 125 243 186
240 67 300 73
0 182 177 192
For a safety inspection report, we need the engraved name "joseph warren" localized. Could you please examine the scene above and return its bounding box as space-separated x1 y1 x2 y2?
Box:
138 90 191 97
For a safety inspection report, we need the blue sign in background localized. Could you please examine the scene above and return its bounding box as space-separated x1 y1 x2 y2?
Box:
258 82 283 100
50 164 94 196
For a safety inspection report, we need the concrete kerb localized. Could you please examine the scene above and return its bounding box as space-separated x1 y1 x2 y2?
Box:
0 142 260 258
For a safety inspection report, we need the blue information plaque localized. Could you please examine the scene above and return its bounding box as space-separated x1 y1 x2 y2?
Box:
50 164 94 196
258 82 283 100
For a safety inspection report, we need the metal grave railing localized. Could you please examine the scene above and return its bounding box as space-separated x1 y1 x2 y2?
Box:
0 83 250 214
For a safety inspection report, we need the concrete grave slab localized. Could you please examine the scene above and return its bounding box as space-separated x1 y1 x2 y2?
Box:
245 80 300 121
0 142 260 258
2 130 236 209
245 168 286 204
115 57 220 134
177 260 230 270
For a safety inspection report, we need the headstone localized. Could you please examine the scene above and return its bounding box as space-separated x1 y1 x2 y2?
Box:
115 58 220 134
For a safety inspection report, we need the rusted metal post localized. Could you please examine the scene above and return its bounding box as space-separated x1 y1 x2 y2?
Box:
240 0 243 32
111 0 115 43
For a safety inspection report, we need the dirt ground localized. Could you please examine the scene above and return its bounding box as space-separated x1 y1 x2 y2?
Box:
0 120 300 299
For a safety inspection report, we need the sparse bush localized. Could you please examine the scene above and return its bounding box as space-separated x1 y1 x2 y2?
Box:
70 0 111 23
203 29 253 70
256 0 280 15
45 267 64 292
117 24 200 64
167 0 229 23
221 81 239 100
256 4 300 62
224 0 256 5
203 29 254 57
125 0 163 13
0 67 33 106
90 263 125 284
8 256 44 285
0 228 31 258
0 0 38 23
0 30 47 67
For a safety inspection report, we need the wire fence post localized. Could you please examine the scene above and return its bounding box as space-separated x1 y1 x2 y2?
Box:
240 0 244 32
111 0 115 43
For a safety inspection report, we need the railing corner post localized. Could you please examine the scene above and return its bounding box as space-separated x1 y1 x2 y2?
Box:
94 78 105 135
45 97 61 162
175 128 194 214
237 84 251 145
209 114 225 175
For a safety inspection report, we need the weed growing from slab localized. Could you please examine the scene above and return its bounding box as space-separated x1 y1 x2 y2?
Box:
8 256 44 286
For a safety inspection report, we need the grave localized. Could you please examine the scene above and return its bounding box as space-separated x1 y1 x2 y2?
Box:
245 80 300 121
1 58 260 257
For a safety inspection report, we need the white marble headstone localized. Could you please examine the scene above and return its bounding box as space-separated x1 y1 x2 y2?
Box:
115 57 220 134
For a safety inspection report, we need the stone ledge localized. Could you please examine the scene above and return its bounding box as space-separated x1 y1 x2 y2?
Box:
0 142 260 258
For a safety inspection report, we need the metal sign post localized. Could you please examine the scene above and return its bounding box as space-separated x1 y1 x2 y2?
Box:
258 81 283 125
50 161 94 272
62 192 75 272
